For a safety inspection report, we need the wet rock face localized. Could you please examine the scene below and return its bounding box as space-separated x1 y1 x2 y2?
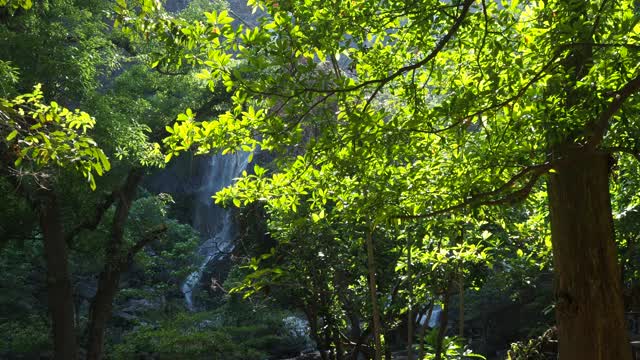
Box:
164 0 190 12
113 296 165 322
147 150 250 310
163 0 260 24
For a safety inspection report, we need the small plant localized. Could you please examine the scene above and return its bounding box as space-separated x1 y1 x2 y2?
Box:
507 327 557 360
418 331 486 360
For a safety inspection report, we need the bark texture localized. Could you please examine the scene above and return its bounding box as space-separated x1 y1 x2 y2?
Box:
86 169 143 360
365 228 383 360
548 145 631 360
39 192 77 360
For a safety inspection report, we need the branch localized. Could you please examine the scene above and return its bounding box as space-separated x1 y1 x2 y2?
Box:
65 192 116 245
403 49 562 135
471 163 550 200
154 66 190 76
302 0 475 95
125 223 168 262
587 72 640 148
569 42 640 51
395 163 551 220
589 0 611 41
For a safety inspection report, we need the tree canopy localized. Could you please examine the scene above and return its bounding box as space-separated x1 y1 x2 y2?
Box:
127 0 640 359
3 0 640 359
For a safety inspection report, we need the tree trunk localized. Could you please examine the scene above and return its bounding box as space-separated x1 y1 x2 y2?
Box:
434 281 451 360
85 269 121 360
86 169 143 360
407 236 414 360
418 302 434 360
548 145 631 360
304 305 327 360
458 273 464 338
39 192 77 360
365 227 383 360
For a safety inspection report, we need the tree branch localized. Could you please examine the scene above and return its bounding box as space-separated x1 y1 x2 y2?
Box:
125 223 168 262
302 0 475 95
65 192 116 245
587 72 640 148
396 163 551 220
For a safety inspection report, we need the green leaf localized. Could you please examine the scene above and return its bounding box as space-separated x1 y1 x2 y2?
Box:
6 130 18 141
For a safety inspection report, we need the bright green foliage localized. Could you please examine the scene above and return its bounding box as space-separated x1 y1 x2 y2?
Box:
86 64 212 167
612 154 640 284
0 0 32 12
419 333 486 360
7 0 636 356
1 84 110 189
0 1 244 358
124 0 640 224
132 0 640 273
123 0 640 353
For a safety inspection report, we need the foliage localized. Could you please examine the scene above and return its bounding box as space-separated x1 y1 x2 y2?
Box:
418 332 485 360
125 0 640 236
506 327 557 360
0 315 50 355
0 0 119 100
0 234 43 316
3 0 640 357
0 0 32 13
0 60 19 97
612 154 640 286
0 1 231 358
1 84 110 189
112 305 310 360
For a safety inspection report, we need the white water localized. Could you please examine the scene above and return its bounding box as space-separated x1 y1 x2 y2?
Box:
417 305 442 328
181 151 250 311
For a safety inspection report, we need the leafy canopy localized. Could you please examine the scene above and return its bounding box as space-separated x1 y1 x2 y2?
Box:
1 84 110 189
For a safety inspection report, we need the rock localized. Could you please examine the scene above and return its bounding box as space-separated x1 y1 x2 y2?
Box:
283 316 310 337
278 351 322 360
121 298 162 313
113 297 164 321
74 278 97 300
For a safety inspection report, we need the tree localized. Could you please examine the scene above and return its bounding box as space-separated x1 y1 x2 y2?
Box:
0 85 110 359
0 1 220 358
141 0 640 358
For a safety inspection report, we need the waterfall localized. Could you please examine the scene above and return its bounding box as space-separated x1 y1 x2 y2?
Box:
181 151 250 311
417 305 442 328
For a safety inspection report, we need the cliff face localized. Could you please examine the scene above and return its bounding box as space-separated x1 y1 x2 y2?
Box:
164 0 191 12
164 0 258 24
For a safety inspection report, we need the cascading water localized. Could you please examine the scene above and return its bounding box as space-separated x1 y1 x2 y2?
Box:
181 151 250 311
417 305 442 328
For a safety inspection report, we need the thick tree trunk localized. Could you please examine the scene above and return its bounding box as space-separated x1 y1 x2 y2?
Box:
86 169 143 360
548 146 631 360
39 192 78 360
